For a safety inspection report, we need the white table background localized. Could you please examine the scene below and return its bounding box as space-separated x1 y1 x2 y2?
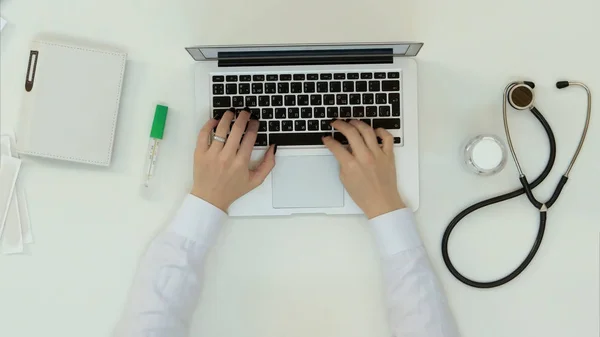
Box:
1 0 599 336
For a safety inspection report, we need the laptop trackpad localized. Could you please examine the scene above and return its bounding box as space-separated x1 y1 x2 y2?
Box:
272 155 344 209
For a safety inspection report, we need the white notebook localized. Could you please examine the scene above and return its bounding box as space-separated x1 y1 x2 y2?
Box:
16 38 127 166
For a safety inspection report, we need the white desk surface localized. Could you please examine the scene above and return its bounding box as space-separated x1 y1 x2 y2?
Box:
1 0 599 336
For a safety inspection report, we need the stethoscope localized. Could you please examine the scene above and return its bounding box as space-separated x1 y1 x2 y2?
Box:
441 80 592 288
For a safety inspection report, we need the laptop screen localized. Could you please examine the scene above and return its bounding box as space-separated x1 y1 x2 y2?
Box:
186 42 423 61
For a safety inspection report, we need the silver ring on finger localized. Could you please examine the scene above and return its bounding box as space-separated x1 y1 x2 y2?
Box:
212 134 227 143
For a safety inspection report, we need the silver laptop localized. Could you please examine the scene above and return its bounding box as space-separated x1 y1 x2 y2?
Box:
187 42 422 216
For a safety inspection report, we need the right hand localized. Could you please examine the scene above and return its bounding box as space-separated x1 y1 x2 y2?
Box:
322 120 405 219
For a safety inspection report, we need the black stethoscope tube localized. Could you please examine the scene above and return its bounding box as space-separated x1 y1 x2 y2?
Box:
441 107 556 288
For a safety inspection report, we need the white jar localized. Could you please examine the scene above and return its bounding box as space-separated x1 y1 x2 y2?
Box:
463 135 507 176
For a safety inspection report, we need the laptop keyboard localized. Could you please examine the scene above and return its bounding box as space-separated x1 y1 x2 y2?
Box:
211 71 403 146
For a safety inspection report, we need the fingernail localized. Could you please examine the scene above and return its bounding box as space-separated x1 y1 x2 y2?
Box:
273 144 278 154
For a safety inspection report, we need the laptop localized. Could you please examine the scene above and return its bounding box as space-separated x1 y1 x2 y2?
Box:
187 42 422 216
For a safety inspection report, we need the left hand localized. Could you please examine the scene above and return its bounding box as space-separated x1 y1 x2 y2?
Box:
191 109 276 212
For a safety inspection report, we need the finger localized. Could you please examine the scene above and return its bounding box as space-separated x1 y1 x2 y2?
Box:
250 144 276 187
349 119 380 154
331 120 370 158
238 120 259 160
223 110 250 155
210 110 235 151
322 135 354 163
197 119 220 152
375 128 395 155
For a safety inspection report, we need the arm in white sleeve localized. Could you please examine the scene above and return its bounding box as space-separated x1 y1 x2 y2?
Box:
114 194 227 337
369 209 460 337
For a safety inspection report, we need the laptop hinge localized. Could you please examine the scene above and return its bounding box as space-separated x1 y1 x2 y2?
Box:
217 48 394 67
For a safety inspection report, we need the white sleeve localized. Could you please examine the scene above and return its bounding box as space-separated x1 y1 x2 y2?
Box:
113 195 227 337
369 209 460 337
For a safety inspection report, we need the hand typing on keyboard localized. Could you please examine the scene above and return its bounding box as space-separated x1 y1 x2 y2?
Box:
323 120 406 219
191 110 276 211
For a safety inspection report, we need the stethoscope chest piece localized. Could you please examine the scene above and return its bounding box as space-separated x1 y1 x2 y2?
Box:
508 82 535 110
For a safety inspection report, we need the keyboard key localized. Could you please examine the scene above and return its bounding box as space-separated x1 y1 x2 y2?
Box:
317 82 328 93
275 108 286 119
353 106 365 117
288 108 300 119
301 107 313 118
369 81 381 92
262 108 274 119
278 83 289 93
267 74 278 81
375 72 386 79
314 107 326 118
226 84 237 95
213 109 227 119
280 74 292 81
334 73 346 80
347 73 359 79
232 96 244 107
311 94 322 105
304 82 316 93
259 121 268 132
376 93 387 104
240 75 251 82
382 80 400 91
366 106 378 117
298 95 310 106
269 121 281 131
329 81 341 93
324 94 335 105
389 93 400 104
253 75 265 81
285 95 296 106
269 132 331 146
252 83 264 94
361 72 373 79
356 81 368 92
360 118 372 126
336 94 348 105
255 134 268 146
321 120 332 130
265 83 277 94
226 75 238 82
213 84 224 95
373 118 401 129
291 82 303 93
271 95 283 106
327 107 339 118
307 73 319 80
362 93 374 104
250 108 260 120
294 120 307 131
239 83 250 94
388 72 400 79
379 106 391 117
293 74 305 81
343 81 355 92
350 94 361 105
259 95 270 107
282 120 294 131
320 73 332 80
340 106 352 118
392 101 401 116
333 132 349 144
394 137 401 144
213 96 231 107
308 120 320 131
212 75 224 82
245 96 257 107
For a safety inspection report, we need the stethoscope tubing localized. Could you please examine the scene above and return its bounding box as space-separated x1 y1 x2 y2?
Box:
442 81 592 288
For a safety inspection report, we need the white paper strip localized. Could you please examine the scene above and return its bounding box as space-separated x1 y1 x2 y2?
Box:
0 156 21 238
1 190 23 254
